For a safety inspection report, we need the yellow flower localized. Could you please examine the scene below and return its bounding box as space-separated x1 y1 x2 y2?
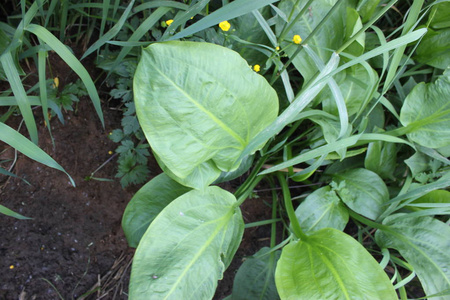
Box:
293 34 302 44
219 20 231 32
276 46 280 51
253 65 261 72
9 265 14 269
108 151 113 155
53 77 59 88
166 19 174 26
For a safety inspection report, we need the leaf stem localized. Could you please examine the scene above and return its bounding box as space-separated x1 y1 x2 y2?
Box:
276 173 307 240
348 209 389 231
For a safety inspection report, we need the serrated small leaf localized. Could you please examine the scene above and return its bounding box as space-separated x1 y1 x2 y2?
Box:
109 129 125 143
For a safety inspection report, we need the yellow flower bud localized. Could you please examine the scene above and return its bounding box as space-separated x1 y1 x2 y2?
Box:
53 77 59 88
219 20 231 32
166 19 174 26
293 34 302 44
253 65 261 72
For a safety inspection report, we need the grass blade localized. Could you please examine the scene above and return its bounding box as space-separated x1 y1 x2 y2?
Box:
38 48 52 141
106 7 170 77
0 51 38 144
303 45 348 139
0 166 30 185
160 0 209 41
0 204 31 219
260 135 360 175
81 0 135 60
238 52 340 162
168 0 278 41
0 122 75 186
26 24 104 127
334 28 427 75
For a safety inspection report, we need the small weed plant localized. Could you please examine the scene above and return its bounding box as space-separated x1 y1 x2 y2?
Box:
120 0 450 299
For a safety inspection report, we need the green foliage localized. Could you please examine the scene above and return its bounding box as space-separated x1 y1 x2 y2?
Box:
229 247 280 300
118 0 450 298
400 68 450 148
129 187 244 299
276 228 397 299
122 173 191 247
2 0 449 298
134 41 278 189
376 215 450 300
295 186 349 233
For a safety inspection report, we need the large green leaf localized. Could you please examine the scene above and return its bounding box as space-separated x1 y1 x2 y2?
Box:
332 168 389 220
400 68 450 148
295 186 349 233
230 247 281 300
153 152 220 190
121 173 191 248
414 28 450 69
129 186 244 299
276 0 346 82
376 214 450 300
275 228 397 299
134 41 278 189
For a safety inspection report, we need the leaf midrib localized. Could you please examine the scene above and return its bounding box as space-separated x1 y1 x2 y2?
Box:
163 208 235 299
149 56 247 148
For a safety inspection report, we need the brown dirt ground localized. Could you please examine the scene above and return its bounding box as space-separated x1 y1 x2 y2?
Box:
0 55 275 300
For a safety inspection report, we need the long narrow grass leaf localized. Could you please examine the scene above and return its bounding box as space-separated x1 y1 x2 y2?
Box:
334 28 427 75
168 0 278 41
0 167 30 185
239 53 340 162
107 7 170 77
82 0 135 60
1 52 38 144
382 0 425 94
252 10 277 46
260 135 360 175
303 45 348 139
38 48 52 140
0 122 75 186
133 1 189 14
26 24 104 127
161 0 209 40
0 204 31 220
